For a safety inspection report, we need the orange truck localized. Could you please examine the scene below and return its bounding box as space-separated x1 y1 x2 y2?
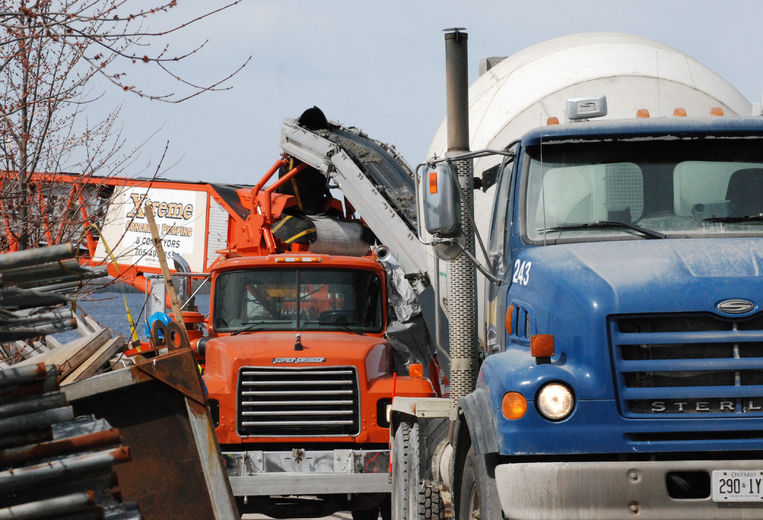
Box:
203 251 434 519
198 139 439 518
79 109 441 519
196 149 439 517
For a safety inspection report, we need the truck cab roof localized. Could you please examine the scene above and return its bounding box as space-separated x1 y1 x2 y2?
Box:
521 116 763 146
211 252 385 274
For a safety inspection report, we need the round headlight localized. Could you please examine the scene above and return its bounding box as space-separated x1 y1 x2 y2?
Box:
536 382 574 421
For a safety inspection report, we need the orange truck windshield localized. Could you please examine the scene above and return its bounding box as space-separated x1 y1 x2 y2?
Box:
213 268 384 334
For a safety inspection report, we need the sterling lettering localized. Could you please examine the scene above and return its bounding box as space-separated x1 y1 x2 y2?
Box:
648 400 763 413
126 193 194 221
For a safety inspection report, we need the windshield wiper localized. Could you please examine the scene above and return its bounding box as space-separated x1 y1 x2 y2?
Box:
231 322 270 335
320 320 366 336
539 221 665 239
703 213 763 223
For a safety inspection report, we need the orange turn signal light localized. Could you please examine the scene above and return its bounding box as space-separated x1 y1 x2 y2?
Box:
505 304 514 335
502 392 527 420
531 334 555 358
673 107 687 117
710 107 724 116
409 363 423 378
546 116 559 125
636 108 650 118
275 257 321 263
428 171 438 194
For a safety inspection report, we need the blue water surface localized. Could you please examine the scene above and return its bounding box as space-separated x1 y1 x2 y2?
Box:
70 292 210 341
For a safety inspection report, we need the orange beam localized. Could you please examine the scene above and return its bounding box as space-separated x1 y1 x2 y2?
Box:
54 184 77 245
250 159 288 201
36 186 54 246
78 193 96 259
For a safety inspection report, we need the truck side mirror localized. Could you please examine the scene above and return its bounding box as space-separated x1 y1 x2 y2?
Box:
422 163 461 236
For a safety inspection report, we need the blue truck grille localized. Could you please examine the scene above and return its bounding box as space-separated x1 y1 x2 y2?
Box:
609 313 763 418
237 366 360 437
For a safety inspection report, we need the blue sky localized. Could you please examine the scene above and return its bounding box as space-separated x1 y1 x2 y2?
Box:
102 0 763 185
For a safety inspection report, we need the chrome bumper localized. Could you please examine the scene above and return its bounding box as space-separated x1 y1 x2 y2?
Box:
224 448 390 496
495 459 763 520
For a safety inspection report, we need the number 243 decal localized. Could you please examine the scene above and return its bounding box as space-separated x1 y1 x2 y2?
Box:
512 260 532 286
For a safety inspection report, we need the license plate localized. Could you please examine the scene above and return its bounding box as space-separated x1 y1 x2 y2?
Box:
712 470 763 502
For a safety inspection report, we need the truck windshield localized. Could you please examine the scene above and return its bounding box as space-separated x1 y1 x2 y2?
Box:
213 268 384 334
524 138 763 243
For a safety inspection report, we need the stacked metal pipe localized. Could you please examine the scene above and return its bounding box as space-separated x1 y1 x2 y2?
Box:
0 244 107 343
0 244 106 368
0 363 141 518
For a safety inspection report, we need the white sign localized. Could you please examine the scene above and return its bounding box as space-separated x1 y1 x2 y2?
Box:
94 186 209 272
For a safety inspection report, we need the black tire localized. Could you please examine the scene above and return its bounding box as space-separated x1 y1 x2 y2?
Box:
409 423 444 519
457 445 503 520
391 422 411 519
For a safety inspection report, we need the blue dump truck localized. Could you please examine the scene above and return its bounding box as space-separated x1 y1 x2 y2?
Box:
390 30 763 520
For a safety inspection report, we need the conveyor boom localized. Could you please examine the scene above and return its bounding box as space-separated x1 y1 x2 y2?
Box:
280 119 427 284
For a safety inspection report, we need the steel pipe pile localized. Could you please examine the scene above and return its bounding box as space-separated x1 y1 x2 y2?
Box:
0 244 115 370
0 363 141 518
0 243 106 344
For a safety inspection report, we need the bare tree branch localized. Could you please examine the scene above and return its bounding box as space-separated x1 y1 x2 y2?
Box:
0 0 247 250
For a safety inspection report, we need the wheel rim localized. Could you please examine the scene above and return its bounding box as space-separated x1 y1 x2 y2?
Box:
467 481 480 519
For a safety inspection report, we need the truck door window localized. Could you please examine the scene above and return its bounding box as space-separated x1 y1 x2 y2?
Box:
487 160 514 275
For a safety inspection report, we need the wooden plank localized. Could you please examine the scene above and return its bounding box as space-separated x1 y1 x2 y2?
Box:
16 329 111 377
83 314 102 332
57 329 111 378
46 335 63 350
17 334 89 365
32 340 49 353
61 336 127 385
75 315 95 335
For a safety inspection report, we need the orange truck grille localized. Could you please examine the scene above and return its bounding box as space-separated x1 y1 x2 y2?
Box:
236 366 361 437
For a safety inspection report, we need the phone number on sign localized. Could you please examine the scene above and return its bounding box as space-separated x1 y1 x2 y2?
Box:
135 247 175 260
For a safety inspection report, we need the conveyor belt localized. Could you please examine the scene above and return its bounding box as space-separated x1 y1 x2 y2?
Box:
280 118 427 285
316 127 418 229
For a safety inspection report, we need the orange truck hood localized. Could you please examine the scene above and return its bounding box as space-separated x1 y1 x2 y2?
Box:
203 330 435 444
203 331 390 384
